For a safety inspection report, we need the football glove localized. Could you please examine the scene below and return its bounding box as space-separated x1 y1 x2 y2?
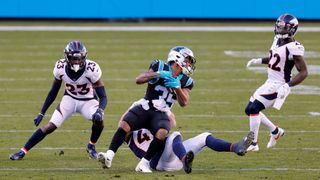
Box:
246 58 262 68
34 113 44 126
164 77 180 89
157 71 172 80
92 108 104 122
277 83 291 99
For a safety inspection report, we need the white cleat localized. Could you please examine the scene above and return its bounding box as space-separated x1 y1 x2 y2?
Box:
247 144 259 152
135 158 152 173
267 127 285 148
98 150 114 169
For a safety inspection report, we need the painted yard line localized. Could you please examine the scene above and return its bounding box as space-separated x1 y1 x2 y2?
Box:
1 26 320 32
0 114 314 118
4 147 320 151
0 167 319 172
2 129 320 133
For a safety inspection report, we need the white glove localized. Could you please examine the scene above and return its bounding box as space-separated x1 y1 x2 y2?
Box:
277 83 291 99
246 58 262 68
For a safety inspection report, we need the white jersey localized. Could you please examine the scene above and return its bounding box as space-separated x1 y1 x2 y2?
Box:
268 36 304 83
128 128 210 171
53 59 102 100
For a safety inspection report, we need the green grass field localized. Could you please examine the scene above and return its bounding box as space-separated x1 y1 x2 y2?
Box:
1 22 320 179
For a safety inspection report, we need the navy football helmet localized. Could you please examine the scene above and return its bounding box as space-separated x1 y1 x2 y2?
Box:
167 46 196 76
274 13 298 39
64 40 87 72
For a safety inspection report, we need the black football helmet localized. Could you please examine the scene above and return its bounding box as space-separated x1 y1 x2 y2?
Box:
274 13 298 39
64 40 87 72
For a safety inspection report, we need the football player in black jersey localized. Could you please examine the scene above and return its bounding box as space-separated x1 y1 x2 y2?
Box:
98 46 196 173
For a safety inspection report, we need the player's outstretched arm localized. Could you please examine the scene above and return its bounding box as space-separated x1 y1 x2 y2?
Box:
135 69 160 84
34 78 62 126
246 57 269 68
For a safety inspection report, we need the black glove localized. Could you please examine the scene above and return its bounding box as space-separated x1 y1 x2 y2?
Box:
34 113 44 126
92 108 104 122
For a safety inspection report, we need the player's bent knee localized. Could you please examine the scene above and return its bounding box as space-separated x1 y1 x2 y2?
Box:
41 122 57 134
119 120 131 132
245 100 265 115
155 128 168 140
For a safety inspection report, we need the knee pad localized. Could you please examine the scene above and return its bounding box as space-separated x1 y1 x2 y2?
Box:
245 100 265 115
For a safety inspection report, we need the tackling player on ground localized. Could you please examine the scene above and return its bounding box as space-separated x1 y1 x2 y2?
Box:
99 128 254 173
245 14 308 151
9 40 107 160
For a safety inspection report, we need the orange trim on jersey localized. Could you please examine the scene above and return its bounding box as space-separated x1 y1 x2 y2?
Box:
249 114 259 116
229 144 233 152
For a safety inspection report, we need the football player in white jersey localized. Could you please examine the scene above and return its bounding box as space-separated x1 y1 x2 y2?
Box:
98 128 254 173
9 40 107 160
245 14 308 151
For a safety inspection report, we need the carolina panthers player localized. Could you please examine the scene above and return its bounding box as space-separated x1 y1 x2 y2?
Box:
9 40 107 160
245 14 308 151
98 125 253 173
98 46 196 173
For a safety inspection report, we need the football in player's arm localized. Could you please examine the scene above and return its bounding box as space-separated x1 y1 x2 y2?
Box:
10 40 107 160
245 14 308 152
98 46 196 173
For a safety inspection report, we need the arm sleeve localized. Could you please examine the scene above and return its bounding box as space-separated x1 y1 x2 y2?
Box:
95 86 107 110
40 79 62 114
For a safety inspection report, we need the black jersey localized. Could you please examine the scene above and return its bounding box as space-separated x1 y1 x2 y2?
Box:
144 60 194 109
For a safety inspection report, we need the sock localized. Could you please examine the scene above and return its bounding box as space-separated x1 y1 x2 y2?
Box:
205 135 231 152
172 135 186 160
108 128 127 153
90 123 104 144
260 112 277 133
24 128 46 151
249 114 261 143
144 137 165 161
271 127 279 135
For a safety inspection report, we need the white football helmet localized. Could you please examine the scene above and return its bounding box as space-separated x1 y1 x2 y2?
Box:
274 13 298 39
167 46 196 76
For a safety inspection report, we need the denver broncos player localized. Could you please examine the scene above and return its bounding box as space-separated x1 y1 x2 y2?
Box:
119 129 253 173
245 14 308 151
9 40 107 160
98 46 196 173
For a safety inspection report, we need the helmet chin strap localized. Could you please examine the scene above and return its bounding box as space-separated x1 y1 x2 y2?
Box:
71 64 80 72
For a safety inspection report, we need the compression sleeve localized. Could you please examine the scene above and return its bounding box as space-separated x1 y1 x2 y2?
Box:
95 86 107 110
40 79 62 114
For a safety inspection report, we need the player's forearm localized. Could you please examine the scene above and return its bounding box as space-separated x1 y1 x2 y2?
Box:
135 71 159 84
95 86 107 110
290 69 308 87
174 88 190 107
40 79 61 114
261 57 270 64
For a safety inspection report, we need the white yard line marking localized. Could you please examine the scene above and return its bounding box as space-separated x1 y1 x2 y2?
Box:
0 167 319 172
1 26 320 32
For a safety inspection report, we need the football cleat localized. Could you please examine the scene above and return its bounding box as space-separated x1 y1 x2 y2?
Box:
267 127 285 148
9 150 26 160
98 150 114 169
182 151 194 174
135 158 152 173
86 143 98 160
247 143 260 152
232 131 255 156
